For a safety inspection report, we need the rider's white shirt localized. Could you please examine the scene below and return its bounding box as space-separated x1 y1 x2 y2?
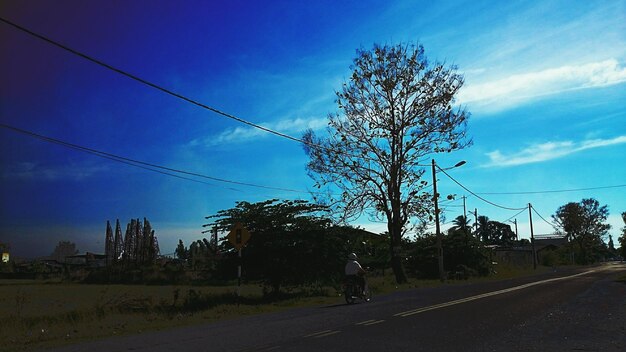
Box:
345 260 363 275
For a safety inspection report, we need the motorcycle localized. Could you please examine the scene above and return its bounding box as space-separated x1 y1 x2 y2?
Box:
343 275 372 304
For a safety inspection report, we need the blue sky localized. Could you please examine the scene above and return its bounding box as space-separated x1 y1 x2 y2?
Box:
1 0 625 258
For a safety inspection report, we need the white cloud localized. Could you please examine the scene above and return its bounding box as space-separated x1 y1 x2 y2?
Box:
484 135 626 167
459 59 626 113
190 117 328 147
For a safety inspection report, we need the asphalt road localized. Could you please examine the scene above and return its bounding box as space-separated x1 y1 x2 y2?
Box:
47 263 626 352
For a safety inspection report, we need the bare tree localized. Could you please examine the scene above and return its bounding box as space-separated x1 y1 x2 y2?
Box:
303 43 470 283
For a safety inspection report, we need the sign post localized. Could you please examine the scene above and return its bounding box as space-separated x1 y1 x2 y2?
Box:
227 223 251 302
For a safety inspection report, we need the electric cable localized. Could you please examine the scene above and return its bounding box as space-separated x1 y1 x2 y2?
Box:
436 166 527 211
502 208 527 224
0 17 304 144
0 17 370 163
478 184 626 195
0 122 312 194
531 204 561 232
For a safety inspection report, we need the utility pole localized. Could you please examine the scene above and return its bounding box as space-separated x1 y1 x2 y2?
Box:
528 203 537 269
432 159 444 282
462 196 467 220
212 225 218 253
474 208 478 235
513 219 518 240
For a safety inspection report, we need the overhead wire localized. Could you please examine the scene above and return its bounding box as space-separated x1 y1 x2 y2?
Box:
0 17 371 163
478 184 626 195
502 208 527 224
436 167 527 211
531 204 561 232
0 17 304 145
3 16 617 231
0 122 312 194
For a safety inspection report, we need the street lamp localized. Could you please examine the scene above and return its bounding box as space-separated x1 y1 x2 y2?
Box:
432 159 466 282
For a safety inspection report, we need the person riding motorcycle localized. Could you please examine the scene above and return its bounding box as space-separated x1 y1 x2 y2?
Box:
344 252 366 295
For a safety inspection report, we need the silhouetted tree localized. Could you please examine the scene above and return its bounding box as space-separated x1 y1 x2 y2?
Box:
475 215 490 241
552 198 611 264
451 215 472 233
120 218 160 266
303 42 471 283
176 239 189 260
113 219 123 261
206 199 347 294
407 231 489 279
105 221 114 264
618 212 626 259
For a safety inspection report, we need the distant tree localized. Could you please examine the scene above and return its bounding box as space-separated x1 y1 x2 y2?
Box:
407 230 489 279
175 239 189 260
608 235 615 253
113 219 123 261
472 216 515 245
303 42 471 284
474 215 490 241
206 199 347 294
450 215 472 234
120 218 160 266
618 212 626 259
188 238 215 271
552 198 611 264
105 220 114 264
51 241 78 262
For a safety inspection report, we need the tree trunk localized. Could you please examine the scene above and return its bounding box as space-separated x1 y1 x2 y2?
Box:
389 220 408 284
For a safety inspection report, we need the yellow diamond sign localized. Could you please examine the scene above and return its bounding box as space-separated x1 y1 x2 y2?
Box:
228 223 251 250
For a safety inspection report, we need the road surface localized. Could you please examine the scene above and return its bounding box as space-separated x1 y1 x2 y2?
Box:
46 263 626 352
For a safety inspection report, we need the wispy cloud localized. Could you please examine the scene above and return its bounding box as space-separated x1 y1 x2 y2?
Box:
2 162 109 181
484 135 626 167
459 59 626 113
189 117 328 147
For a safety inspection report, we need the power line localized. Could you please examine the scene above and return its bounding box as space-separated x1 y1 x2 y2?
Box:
0 16 372 165
531 205 561 232
0 122 312 194
502 208 527 224
0 17 306 145
436 167 527 211
477 184 626 195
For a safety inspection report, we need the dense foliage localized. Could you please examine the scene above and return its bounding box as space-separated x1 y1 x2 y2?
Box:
206 199 350 294
552 198 611 264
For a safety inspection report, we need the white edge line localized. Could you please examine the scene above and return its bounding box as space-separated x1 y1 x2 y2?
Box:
313 331 341 338
363 320 385 326
303 330 332 338
395 270 595 317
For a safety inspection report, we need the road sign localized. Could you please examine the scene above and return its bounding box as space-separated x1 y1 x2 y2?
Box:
228 223 251 250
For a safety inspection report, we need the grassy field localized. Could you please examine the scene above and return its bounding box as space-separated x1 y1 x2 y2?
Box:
0 265 548 351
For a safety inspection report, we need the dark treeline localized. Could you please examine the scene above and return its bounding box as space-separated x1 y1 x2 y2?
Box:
2 198 621 291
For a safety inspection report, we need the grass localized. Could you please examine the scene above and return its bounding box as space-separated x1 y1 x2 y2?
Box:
0 265 555 352
0 281 342 352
